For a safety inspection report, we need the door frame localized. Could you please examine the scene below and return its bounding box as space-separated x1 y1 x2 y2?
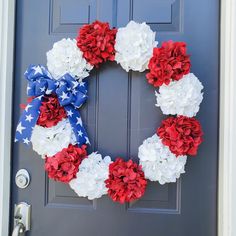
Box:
0 0 15 236
0 0 235 235
218 0 236 235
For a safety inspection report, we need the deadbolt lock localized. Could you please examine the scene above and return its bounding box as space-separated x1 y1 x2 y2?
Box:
15 169 30 189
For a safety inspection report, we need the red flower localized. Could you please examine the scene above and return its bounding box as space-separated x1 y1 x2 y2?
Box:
105 158 147 204
146 41 191 87
77 20 117 67
157 116 203 156
37 94 67 128
45 144 88 183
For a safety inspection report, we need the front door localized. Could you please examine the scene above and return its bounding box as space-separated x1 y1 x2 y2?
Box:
11 0 219 235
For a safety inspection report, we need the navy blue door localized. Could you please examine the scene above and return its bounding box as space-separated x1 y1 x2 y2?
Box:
11 0 219 235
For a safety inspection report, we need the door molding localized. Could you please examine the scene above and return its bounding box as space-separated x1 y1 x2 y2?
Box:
0 0 15 235
0 0 235 236
218 0 236 235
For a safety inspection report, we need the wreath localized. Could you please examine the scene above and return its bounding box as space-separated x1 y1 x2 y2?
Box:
15 21 204 204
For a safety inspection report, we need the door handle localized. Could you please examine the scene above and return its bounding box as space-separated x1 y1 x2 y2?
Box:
12 222 25 236
12 202 31 236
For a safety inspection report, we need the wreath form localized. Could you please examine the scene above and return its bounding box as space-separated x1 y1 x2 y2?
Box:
15 21 204 204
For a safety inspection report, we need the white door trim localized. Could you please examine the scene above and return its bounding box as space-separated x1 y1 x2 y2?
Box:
0 0 15 235
218 0 236 235
0 0 235 236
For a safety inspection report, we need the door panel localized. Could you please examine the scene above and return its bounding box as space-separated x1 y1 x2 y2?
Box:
11 0 219 235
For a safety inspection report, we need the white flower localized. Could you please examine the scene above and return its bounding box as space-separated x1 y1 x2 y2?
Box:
31 119 76 157
155 73 204 117
69 153 112 200
115 21 158 72
46 38 93 80
138 134 187 184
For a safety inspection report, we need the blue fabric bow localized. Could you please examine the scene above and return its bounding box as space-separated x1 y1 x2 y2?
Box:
15 64 90 147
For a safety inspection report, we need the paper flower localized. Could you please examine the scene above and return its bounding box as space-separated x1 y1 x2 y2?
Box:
146 41 191 87
37 94 67 127
77 21 117 67
69 153 112 200
114 21 157 72
105 158 147 204
31 119 76 157
157 116 203 156
46 38 93 79
138 134 187 184
45 144 87 183
155 73 204 117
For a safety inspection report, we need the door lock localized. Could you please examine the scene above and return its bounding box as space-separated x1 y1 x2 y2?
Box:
15 169 30 189
12 202 31 236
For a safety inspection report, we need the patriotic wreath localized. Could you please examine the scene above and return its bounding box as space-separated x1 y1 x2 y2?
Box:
15 21 204 204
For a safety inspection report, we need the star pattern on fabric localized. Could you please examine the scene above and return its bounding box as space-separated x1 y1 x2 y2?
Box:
60 91 69 101
16 122 26 134
37 95 44 100
79 81 85 87
72 89 77 95
25 114 34 122
46 89 53 94
33 65 43 75
15 95 42 145
40 86 46 92
76 117 83 126
25 104 32 112
15 65 90 147
72 81 79 88
67 110 73 117
78 130 83 137
65 104 89 145
23 138 30 145
85 136 90 144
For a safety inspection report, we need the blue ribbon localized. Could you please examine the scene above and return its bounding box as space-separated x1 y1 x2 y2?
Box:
15 65 90 146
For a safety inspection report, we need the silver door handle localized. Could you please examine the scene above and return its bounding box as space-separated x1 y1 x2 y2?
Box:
12 202 31 236
12 222 25 236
